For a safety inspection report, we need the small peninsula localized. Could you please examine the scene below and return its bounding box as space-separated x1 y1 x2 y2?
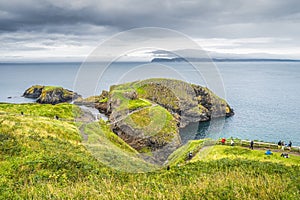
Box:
74 78 234 163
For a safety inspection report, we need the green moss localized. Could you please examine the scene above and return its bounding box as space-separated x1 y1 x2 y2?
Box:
128 98 152 110
99 97 108 103
135 82 180 110
138 147 153 155
124 105 178 143
43 86 62 92
26 85 44 94
75 95 108 104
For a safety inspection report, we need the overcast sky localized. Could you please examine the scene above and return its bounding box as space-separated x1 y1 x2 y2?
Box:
1 0 300 62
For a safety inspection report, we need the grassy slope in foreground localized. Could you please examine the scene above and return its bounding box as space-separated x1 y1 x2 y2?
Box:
0 103 299 199
82 120 158 172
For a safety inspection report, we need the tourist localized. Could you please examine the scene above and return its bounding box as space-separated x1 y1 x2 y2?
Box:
221 138 226 145
187 151 193 160
277 140 282 149
288 141 292 150
281 153 289 158
281 141 285 150
250 140 254 150
265 149 273 155
230 138 234 146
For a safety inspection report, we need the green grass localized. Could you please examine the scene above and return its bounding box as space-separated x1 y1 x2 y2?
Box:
99 97 108 103
167 140 205 166
82 120 157 173
124 105 179 147
128 98 152 110
42 86 62 92
0 103 81 120
1 103 299 199
192 145 300 166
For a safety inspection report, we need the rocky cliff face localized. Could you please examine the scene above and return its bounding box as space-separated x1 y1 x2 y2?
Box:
122 79 234 128
74 90 109 114
23 85 81 104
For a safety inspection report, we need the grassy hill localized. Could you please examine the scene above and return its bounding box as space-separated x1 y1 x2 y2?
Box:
0 103 299 199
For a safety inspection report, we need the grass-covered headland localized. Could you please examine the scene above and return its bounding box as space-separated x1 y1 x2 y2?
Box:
0 103 299 199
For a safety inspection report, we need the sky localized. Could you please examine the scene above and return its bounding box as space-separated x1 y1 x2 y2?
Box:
1 0 300 62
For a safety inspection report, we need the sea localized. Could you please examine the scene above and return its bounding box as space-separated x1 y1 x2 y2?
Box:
0 61 299 146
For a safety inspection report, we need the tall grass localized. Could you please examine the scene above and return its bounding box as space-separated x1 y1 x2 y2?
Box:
0 103 299 199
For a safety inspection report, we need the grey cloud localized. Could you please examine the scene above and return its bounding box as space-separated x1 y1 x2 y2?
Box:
1 0 300 61
0 0 299 36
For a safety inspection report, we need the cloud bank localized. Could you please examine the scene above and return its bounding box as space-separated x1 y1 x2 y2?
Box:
1 0 300 61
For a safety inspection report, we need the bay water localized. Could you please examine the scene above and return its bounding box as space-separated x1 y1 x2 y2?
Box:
0 61 299 145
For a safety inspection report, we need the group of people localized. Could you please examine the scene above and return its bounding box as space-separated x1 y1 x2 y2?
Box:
277 140 292 150
220 138 235 146
219 138 293 153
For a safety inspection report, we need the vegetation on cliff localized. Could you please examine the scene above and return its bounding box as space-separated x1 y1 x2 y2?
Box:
95 78 234 163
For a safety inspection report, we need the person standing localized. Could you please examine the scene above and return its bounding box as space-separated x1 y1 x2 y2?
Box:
288 141 292 150
277 140 282 149
281 141 285 150
230 138 235 146
221 138 226 145
250 140 254 150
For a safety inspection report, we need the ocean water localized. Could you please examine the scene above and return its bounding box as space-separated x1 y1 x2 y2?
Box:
0 62 299 145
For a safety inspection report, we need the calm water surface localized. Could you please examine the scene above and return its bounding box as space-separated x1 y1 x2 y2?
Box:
0 62 299 145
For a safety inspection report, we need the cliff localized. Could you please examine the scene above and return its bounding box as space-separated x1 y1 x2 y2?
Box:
78 78 234 163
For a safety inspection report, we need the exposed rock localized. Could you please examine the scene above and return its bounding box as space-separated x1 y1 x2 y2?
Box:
74 90 109 114
22 85 44 99
133 79 234 128
23 85 81 104
123 90 138 100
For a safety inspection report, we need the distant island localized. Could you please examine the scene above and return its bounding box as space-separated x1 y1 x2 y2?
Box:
151 57 300 62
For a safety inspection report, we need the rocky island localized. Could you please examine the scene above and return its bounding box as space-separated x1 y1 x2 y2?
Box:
23 85 81 104
74 78 234 163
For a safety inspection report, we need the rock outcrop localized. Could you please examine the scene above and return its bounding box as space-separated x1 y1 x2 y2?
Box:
23 85 81 104
74 90 109 114
22 85 44 99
